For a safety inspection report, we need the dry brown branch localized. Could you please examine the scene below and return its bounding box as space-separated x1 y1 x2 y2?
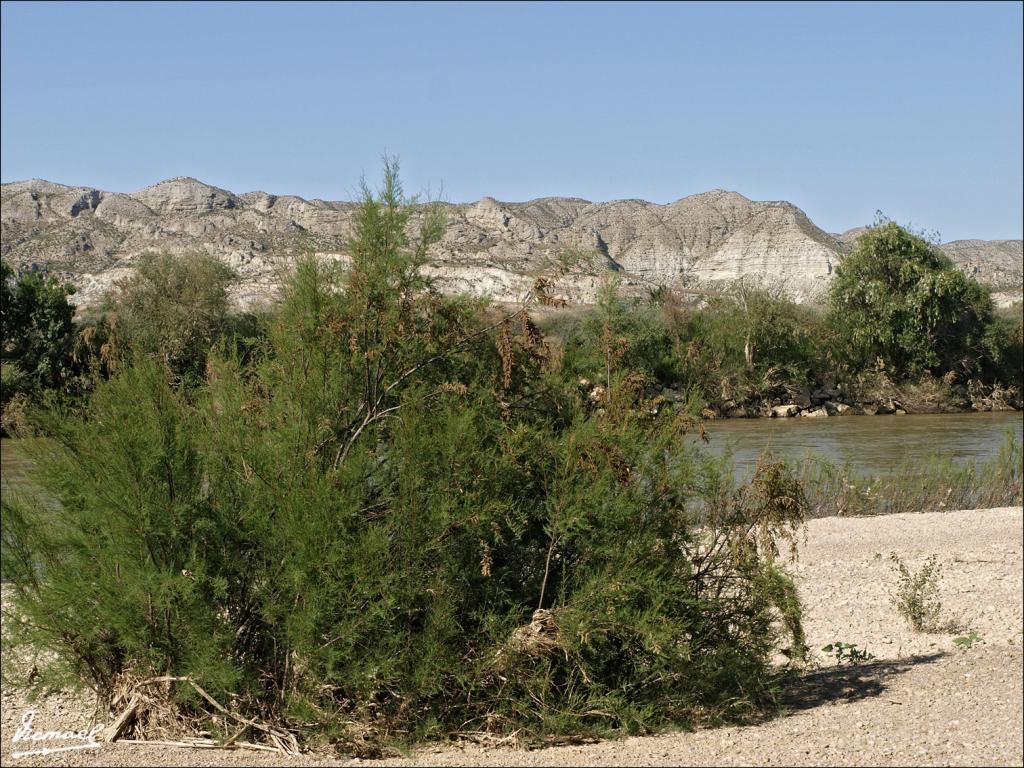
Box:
101 695 139 742
221 723 249 748
104 675 300 756
118 738 282 753
537 536 557 610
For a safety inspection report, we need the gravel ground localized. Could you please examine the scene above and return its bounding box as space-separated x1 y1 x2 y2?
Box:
3 506 1022 767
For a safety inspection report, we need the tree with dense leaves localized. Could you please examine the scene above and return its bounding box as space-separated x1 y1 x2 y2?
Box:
828 219 1000 380
1 259 77 406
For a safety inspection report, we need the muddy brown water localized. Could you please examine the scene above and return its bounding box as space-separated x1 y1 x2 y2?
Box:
0 438 44 497
696 411 1023 480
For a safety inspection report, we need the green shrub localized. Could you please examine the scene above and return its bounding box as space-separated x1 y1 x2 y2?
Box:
820 642 875 665
889 553 944 632
103 251 235 386
551 282 828 411
952 631 983 650
984 307 1024 389
2 162 808 753
701 283 822 386
547 235 1021 408
556 276 679 389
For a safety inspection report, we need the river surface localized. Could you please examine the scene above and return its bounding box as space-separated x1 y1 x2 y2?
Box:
695 411 1023 480
2 411 1022 494
0 438 47 498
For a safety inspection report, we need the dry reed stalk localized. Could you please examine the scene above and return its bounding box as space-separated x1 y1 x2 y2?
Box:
104 675 300 756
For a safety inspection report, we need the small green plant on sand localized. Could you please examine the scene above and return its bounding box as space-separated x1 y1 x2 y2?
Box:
953 631 984 650
821 642 875 665
889 553 944 632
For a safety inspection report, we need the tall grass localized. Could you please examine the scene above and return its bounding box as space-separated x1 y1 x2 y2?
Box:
795 430 1022 517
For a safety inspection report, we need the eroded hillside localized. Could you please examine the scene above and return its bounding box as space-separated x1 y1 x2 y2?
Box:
2 177 1020 309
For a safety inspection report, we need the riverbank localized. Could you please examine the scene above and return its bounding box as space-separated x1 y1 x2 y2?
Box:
3 506 1021 767
699 379 1022 420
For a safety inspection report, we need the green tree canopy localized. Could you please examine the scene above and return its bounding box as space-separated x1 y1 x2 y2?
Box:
1 259 77 400
827 219 998 380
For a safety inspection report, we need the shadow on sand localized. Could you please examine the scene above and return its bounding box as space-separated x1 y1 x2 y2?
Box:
781 652 946 712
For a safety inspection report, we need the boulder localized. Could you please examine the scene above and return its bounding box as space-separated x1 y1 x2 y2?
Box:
793 387 813 409
801 407 829 418
772 404 800 418
660 387 683 403
823 402 852 416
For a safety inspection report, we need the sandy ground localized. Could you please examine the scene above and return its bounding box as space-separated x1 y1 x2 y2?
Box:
2 506 1022 767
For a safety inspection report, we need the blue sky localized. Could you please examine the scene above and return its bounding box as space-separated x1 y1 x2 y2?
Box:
2 1 1021 241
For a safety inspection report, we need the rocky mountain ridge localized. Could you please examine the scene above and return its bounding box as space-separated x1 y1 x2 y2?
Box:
2 176 1021 309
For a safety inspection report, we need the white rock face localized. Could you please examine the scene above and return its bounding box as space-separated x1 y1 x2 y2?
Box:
938 239 1023 294
2 177 1020 311
131 177 239 215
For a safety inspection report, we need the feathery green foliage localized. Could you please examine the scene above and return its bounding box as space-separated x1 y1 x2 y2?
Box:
3 162 809 753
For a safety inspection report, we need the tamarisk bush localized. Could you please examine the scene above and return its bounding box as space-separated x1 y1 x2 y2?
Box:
2 160 807 753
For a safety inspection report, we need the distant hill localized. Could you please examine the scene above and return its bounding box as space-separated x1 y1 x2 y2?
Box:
2 177 1020 309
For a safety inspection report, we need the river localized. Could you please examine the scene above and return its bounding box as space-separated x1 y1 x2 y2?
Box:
0 438 48 500
695 411 1023 480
